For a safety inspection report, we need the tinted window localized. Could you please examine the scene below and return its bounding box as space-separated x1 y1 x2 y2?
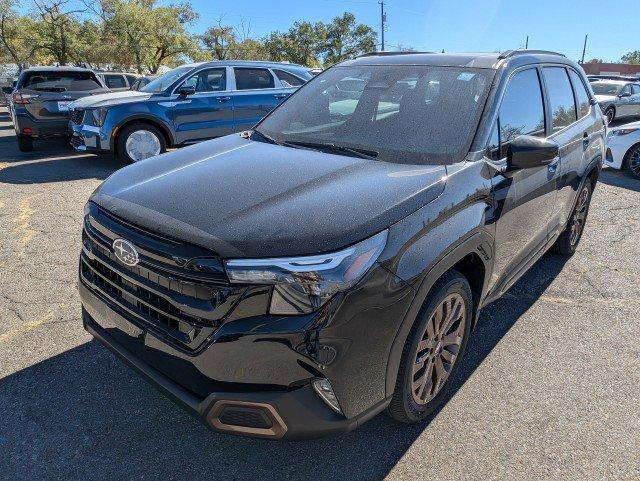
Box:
21 71 102 91
125 75 137 86
499 68 545 157
274 69 304 87
543 67 577 131
234 68 274 90
104 74 126 89
568 70 590 118
183 68 226 92
256 65 493 164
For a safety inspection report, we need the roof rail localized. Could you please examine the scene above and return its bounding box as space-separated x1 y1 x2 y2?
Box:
358 51 433 57
498 49 566 59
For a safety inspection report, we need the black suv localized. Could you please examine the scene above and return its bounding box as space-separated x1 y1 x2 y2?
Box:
79 50 604 439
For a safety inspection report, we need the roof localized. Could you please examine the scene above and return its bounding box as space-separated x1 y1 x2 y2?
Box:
591 79 638 85
179 60 307 70
22 66 95 73
343 49 572 70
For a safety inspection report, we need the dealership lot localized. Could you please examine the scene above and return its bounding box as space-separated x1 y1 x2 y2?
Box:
0 106 638 480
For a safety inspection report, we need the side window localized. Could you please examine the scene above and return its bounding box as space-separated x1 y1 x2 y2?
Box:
498 68 545 158
631 84 640 95
104 74 126 89
234 68 275 90
273 69 304 87
621 84 632 96
568 70 591 118
543 67 577 132
125 75 138 86
182 68 226 93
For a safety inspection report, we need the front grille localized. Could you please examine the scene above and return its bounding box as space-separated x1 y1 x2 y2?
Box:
80 204 245 350
69 109 84 124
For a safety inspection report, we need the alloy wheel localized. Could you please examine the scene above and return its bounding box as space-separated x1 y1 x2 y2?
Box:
411 293 466 405
125 129 161 162
605 108 615 124
628 146 640 178
569 186 590 246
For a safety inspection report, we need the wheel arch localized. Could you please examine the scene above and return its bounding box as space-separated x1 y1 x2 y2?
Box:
622 141 640 171
384 230 493 397
111 115 175 152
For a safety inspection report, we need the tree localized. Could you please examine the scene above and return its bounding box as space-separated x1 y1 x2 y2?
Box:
98 0 198 73
263 21 326 66
322 12 376 65
31 0 86 65
201 19 237 60
622 51 640 65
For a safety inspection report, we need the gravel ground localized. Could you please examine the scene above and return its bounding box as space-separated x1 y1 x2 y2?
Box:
0 107 638 481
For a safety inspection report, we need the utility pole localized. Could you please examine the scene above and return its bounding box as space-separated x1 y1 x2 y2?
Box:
580 34 588 64
525 36 529 49
379 1 386 51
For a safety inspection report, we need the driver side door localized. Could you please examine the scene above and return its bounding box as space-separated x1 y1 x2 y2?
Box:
489 67 559 293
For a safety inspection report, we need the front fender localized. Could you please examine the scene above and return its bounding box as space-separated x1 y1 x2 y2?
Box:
106 105 176 150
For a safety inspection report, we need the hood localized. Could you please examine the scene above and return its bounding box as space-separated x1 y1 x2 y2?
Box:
90 135 447 258
595 94 616 103
70 90 153 109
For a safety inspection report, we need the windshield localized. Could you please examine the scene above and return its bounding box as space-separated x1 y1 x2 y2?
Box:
21 71 102 92
141 66 194 93
255 65 493 164
592 82 623 96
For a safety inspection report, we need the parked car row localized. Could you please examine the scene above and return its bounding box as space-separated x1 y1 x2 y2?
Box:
4 62 313 159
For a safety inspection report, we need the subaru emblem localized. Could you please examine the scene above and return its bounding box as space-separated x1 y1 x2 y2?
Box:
112 239 139 267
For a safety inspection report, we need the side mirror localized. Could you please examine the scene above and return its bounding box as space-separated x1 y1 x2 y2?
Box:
507 135 559 170
177 85 195 97
1 86 13 94
619 92 632 98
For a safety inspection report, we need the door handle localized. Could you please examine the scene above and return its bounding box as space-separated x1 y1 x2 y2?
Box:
218 96 231 102
273 93 289 99
582 132 590 151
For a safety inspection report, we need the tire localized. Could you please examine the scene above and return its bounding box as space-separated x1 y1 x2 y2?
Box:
552 181 592 256
387 270 472 423
604 107 615 125
17 136 33 152
116 123 166 164
623 142 640 180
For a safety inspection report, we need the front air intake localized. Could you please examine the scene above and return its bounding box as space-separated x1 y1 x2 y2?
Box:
207 400 287 439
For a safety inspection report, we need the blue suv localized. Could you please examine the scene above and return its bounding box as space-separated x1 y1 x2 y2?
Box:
69 61 313 163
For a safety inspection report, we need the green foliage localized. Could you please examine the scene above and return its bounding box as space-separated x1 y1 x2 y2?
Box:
621 51 640 65
0 2 378 71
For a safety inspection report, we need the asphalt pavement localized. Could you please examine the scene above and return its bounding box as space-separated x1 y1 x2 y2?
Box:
0 107 638 481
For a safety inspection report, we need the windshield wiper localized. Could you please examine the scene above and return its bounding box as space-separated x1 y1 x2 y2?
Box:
282 140 379 159
32 87 67 92
250 129 282 146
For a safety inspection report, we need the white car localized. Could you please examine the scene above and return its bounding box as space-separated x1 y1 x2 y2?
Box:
605 120 640 179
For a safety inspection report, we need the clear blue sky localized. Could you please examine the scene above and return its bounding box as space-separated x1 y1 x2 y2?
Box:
184 0 637 62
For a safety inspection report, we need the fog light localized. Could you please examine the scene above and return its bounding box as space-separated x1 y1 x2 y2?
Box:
312 378 342 414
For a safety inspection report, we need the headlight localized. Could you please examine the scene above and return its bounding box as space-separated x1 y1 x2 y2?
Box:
91 108 107 127
224 230 388 315
612 128 639 136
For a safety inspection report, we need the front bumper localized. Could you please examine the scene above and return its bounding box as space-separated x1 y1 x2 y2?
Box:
70 123 111 152
81 291 389 439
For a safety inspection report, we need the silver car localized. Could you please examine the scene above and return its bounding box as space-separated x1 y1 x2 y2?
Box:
592 80 640 124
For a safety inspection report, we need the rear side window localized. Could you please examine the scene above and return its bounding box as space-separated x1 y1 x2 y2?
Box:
274 69 304 87
104 74 126 89
20 71 102 92
568 70 590 118
498 68 545 157
543 67 577 131
234 68 275 90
